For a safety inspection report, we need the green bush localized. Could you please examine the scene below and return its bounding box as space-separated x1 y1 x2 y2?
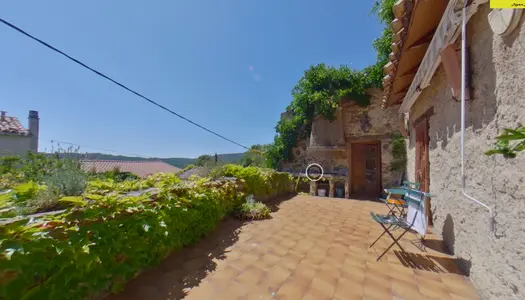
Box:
219 164 294 199
234 201 271 220
0 174 245 300
44 165 87 197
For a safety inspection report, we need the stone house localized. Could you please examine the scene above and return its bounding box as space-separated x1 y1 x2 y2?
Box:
280 88 401 199
381 0 525 299
0 110 40 156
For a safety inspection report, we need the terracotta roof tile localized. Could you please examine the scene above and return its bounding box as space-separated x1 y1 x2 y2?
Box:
81 160 180 178
0 116 29 135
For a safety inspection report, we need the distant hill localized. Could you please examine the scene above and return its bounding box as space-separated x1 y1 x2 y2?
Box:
49 152 244 168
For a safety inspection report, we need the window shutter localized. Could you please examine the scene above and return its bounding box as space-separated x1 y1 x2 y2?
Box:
441 45 461 100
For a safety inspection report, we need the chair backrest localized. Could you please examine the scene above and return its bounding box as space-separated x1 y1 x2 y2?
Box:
402 181 421 190
404 189 427 235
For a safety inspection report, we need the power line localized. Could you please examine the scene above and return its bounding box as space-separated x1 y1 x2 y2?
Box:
0 17 253 151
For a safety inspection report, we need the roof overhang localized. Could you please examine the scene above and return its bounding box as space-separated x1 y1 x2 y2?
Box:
398 0 489 114
382 0 449 108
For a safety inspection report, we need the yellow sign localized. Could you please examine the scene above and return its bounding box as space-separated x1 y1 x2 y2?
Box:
490 0 525 8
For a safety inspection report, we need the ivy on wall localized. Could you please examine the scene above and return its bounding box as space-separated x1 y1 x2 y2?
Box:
265 0 396 169
391 132 407 172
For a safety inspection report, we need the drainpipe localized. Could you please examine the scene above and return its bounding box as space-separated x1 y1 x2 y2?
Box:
460 0 495 232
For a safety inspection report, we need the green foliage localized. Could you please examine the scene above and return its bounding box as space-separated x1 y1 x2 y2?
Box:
485 126 525 158
0 156 21 174
0 182 46 209
195 155 213 167
391 132 407 171
265 64 374 167
43 163 87 197
89 167 139 182
219 165 293 198
234 200 271 220
0 149 87 213
179 164 196 173
240 145 270 167
0 173 245 300
0 162 295 299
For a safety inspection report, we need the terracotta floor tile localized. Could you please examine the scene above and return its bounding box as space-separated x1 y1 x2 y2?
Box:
276 279 309 300
257 264 292 292
215 280 250 300
309 277 337 299
268 244 289 257
419 283 454 300
184 281 218 300
104 196 480 300
448 287 481 300
450 293 481 300
334 277 364 299
363 282 393 300
280 252 303 271
315 267 341 287
340 267 366 284
288 262 317 284
235 265 265 287
208 266 240 287
391 277 422 300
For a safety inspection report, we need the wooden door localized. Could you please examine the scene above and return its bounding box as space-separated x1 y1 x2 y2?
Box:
415 118 433 229
351 143 381 197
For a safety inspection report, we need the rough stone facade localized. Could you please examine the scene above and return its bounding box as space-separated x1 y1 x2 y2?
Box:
341 91 401 188
0 135 33 156
281 89 402 192
405 5 525 300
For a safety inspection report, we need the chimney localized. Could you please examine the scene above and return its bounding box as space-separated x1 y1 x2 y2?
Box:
28 110 39 152
1 111 6 121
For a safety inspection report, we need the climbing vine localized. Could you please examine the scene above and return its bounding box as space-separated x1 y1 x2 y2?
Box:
265 0 396 169
391 132 407 171
485 125 525 158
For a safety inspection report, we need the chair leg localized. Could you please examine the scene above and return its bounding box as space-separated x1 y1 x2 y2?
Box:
385 203 396 216
376 225 409 261
369 224 394 248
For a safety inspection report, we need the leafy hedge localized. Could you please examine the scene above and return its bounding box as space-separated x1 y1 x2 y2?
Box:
0 174 245 300
217 165 294 200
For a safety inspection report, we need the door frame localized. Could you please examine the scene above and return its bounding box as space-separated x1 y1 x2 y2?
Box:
349 140 382 197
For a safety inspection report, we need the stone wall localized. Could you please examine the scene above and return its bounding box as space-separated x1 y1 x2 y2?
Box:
0 135 32 156
405 5 525 299
341 91 402 188
280 139 347 175
340 90 399 140
281 90 402 189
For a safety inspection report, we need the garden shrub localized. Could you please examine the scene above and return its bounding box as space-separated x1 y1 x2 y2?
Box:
219 164 294 200
234 196 271 220
44 165 87 197
0 174 245 300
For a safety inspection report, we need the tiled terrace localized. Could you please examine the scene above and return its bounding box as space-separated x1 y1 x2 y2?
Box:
106 195 480 300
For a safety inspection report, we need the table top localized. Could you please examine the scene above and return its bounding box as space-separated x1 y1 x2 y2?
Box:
384 188 406 195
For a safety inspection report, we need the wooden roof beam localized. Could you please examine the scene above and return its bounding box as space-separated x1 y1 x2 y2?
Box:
393 27 406 44
393 0 413 20
399 63 421 78
384 61 397 76
407 29 436 49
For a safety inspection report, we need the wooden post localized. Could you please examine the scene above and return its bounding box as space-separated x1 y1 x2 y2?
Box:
310 181 317 196
329 179 335 198
346 143 352 198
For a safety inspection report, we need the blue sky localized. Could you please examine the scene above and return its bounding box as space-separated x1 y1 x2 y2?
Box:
0 0 383 158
